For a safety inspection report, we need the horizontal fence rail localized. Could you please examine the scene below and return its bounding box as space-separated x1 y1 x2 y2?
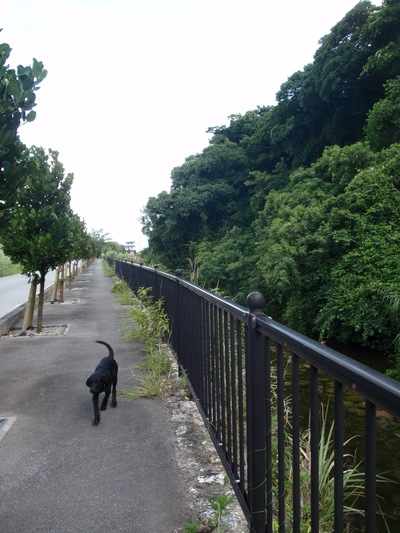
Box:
109 258 400 533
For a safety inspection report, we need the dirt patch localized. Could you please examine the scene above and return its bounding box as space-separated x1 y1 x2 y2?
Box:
2 325 69 337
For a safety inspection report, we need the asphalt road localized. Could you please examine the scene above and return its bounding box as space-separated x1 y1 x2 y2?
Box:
0 270 56 318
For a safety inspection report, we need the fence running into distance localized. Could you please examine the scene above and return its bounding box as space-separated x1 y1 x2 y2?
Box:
109 258 400 533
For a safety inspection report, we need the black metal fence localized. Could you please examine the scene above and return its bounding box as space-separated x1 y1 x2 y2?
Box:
109 258 400 533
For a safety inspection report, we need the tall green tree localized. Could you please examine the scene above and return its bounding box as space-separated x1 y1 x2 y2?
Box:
365 76 400 150
255 143 400 349
69 214 96 262
141 181 245 269
139 0 400 356
196 225 262 302
89 228 111 257
315 146 400 348
2 147 75 332
0 37 47 231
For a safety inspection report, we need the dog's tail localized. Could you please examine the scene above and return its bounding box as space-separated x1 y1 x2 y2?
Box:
96 340 114 359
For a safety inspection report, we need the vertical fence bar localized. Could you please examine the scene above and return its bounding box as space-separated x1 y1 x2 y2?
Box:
291 352 301 533
276 343 286 532
219 308 226 447
180 286 189 372
199 298 207 406
230 315 238 479
265 337 273 533
224 312 232 463
246 292 267 533
365 400 376 533
310 365 320 531
153 265 159 302
211 303 218 432
205 301 212 421
216 308 222 442
173 270 182 361
191 292 200 397
237 320 246 500
334 380 344 532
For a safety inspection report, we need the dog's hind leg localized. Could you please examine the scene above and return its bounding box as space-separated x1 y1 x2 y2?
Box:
111 376 118 408
92 393 101 425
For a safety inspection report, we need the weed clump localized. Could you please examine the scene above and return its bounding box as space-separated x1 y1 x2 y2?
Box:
120 286 180 399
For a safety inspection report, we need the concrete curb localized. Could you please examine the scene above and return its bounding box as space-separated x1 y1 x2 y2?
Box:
0 284 54 336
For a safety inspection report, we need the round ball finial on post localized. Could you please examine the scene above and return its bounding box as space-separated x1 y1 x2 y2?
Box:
246 292 266 316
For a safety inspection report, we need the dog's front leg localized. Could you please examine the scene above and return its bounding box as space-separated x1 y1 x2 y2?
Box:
92 393 100 425
101 384 111 411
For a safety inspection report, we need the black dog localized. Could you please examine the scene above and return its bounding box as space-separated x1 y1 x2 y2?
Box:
86 341 118 425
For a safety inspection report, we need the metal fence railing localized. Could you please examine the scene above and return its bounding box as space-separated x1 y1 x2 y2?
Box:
109 258 400 533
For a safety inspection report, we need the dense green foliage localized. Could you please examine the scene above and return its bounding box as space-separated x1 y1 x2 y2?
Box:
0 248 20 276
0 38 102 329
141 0 400 358
1 147 94 276
1 147 95 331
0 36 47 231
2 147 74 275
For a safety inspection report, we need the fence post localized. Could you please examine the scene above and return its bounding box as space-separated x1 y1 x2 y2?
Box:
153 265 159 302
246 291 267 533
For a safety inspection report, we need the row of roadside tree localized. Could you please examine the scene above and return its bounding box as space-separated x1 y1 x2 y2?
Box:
0 34 100 332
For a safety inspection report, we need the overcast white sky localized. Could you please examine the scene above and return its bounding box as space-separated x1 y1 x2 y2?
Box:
2 0 381 250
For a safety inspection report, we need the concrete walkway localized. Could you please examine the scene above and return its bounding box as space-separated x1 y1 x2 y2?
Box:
0 260 192 532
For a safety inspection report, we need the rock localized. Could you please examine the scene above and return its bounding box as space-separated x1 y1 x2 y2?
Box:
166 351 248 532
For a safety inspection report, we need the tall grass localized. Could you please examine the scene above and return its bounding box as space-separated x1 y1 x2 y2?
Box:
120 286 180 399
271 389 391 532
111 278 135 305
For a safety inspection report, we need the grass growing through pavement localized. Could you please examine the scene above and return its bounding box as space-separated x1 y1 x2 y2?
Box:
119 285 181 399
111 278 135 305
103 260 179 399
183 494 234 533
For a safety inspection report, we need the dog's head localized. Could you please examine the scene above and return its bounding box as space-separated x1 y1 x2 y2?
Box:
86 373 106 394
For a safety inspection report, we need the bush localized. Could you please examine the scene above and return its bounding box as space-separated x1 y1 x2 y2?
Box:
0 249 20 277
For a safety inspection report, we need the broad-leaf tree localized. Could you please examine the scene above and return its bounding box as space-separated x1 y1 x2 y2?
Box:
365 76 400 150
0 37 47 231
139 0 400 358
2 147 75 332
256 143 400 350
89 228 111 257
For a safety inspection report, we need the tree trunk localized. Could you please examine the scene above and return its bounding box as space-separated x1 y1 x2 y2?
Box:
51 267 60 303
60 264 65 303
36 272 46 334
21 274 38 334
68 261 72 289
